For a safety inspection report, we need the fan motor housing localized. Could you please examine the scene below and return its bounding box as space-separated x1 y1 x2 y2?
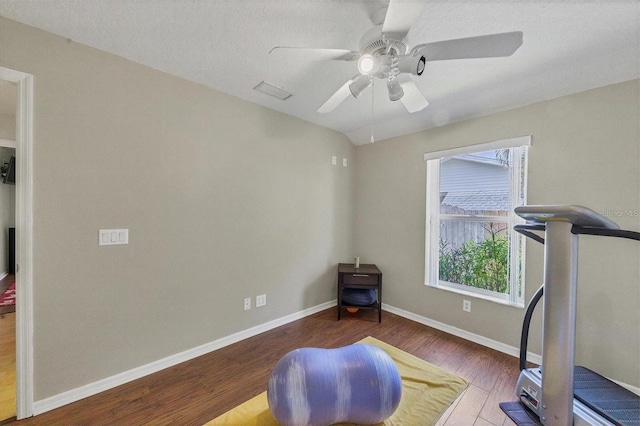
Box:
359 24 407 56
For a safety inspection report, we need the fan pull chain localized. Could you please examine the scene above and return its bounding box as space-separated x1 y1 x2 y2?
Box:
370 78 375 144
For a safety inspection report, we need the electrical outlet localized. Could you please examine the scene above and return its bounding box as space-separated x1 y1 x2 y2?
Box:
342 158 348 167
244 298 251 311
463 299 471 312
256 294 267 307
332 156 337 165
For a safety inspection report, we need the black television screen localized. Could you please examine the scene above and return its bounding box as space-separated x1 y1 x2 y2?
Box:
3 156 15 185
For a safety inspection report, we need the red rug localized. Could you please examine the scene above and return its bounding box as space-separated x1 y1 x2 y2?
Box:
0 282 15 307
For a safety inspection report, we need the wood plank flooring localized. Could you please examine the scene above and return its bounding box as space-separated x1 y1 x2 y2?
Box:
0 273 16 423
0 312 15 424
7 308 520 425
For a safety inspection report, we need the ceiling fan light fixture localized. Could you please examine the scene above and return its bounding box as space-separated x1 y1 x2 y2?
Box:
397 54 426 76
349 75 372 98
387 78 404 101
357 54 380 75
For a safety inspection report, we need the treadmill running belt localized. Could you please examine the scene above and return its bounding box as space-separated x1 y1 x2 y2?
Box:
574 366 640 425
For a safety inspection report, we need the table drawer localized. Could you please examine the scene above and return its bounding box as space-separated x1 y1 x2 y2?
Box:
343 273 377 285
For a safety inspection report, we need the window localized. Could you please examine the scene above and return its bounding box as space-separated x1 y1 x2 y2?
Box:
424 136 530 306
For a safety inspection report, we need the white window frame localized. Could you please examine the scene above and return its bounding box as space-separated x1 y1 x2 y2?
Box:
424 136 531 307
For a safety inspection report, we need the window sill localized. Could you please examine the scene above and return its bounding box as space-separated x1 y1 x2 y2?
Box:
425 281 524 309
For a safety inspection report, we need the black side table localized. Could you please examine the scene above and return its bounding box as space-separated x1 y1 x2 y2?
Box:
337 263 382 322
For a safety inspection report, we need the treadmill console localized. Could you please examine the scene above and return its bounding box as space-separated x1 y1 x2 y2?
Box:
515 205 619 229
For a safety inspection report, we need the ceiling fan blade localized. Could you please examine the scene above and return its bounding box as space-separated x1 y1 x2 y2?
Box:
381 0 427 40
269 47 359 61
412 31 523 61
397 75 428 113
317 77 357 113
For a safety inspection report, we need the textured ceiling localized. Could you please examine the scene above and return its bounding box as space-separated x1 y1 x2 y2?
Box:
0 1 638 145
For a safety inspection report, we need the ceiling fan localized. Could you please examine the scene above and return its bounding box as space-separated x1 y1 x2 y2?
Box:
270 0 523 114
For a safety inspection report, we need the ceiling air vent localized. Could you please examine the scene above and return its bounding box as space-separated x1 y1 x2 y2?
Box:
254 81 292 100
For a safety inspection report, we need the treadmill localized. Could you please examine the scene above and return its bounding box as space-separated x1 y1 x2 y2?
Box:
513 205 640 425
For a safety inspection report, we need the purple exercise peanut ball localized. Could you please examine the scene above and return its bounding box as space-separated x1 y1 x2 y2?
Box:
267 343 402 425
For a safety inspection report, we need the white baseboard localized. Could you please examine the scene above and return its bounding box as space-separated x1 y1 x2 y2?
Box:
32 300 336 415
31 300 640 415
382 303 543 364
382 304 640 396
0 271 8 281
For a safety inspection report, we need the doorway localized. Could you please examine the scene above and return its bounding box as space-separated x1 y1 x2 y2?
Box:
0 78 17 422
0 67 34 421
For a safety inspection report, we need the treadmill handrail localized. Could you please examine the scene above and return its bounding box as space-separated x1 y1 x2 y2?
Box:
520 284 544 371
514 224 545 244
515 223 640 243
572 226 640 241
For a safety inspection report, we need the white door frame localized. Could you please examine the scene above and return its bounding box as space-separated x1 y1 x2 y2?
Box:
1 66 34 420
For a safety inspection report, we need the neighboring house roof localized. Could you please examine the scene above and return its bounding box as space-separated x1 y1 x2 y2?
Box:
442 190 510 212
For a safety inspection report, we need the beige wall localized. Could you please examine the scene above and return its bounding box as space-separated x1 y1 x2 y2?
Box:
1 17 355 400
0 113 16 140
355 79 640 387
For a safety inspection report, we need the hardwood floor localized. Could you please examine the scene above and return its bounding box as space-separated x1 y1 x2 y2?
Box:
0 273 16 423
0 312 15 424
8 308 520 425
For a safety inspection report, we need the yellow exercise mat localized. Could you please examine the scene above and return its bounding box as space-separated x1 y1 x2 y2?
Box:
206 336 468 425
